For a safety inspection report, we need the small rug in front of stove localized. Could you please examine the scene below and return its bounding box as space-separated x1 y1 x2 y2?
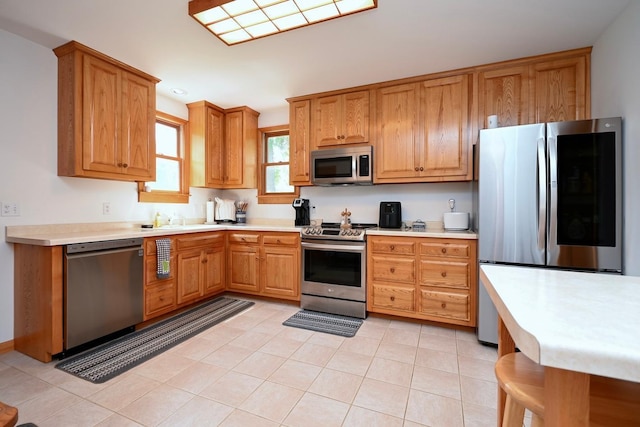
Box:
283 310 363 337
55 297 254 383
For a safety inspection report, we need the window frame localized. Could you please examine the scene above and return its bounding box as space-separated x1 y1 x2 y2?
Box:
138 111 190 204
257 124 299 204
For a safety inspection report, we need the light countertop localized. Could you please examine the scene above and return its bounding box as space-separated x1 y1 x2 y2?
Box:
367 228 477 239
480 264 640 383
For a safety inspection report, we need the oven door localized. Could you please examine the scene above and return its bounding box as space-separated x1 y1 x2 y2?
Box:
301 239 366 302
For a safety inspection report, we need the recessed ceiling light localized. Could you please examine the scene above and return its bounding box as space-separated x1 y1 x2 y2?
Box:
171 88 188 96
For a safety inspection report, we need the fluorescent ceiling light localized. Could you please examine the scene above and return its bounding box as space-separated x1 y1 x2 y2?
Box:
189 0 377 46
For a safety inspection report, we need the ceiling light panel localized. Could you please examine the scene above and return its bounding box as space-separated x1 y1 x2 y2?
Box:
189 0 377 45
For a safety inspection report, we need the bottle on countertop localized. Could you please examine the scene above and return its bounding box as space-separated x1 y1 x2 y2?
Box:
154 212 162 228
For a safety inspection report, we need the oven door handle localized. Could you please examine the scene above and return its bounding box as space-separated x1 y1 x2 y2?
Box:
301 241 365 253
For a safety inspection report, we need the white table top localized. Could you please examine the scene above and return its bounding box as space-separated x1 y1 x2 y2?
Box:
480 264 640 383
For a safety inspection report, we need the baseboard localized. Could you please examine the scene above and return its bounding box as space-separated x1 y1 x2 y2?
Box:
0 340 14 355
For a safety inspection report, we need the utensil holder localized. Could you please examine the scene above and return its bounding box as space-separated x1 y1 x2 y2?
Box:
236 211 246 224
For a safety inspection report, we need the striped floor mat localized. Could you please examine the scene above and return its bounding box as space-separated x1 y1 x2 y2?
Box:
56 297 254 383
283 310 363 337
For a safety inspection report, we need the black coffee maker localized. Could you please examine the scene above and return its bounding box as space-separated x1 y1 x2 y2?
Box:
292 198 310 226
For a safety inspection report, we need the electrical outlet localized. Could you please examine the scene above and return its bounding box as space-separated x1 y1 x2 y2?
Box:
1 201 20 217
102 202 111 215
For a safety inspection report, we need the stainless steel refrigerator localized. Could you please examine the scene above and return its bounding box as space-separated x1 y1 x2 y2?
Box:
475 117 623 345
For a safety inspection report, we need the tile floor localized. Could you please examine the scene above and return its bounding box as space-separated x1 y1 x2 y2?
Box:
0 298 501 426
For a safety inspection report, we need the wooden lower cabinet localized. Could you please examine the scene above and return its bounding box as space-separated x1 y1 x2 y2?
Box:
176 233 225 306
367 235 477 326
143 237 177 320
227 231 300 300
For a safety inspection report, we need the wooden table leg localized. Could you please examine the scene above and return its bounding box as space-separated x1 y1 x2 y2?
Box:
496 316 516 426
545 367 590 426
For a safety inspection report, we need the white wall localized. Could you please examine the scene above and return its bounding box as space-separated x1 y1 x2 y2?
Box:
591 1 640 276
0 29 472 343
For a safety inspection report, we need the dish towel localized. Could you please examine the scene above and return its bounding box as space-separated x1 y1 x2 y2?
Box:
155 239 171 279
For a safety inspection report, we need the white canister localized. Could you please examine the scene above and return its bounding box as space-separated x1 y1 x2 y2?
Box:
487 115 498 129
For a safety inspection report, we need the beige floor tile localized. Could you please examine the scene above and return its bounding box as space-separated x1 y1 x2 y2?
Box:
458 355 497 383
166 361 228 394
352 378 409 418
96 413 144 426
290 342 336 366
39 398 113 426
283 392 350 427
418 332 458 354
222 313 265 331
1 351 56 378
405 389 464 427
421 323 457 338
462 402 498 427
277 325 315 342
460 376 498 409
11 386 81 425
218 409 279 427
268 359 322 390
118 383 194 426
411 365 461 399
0 371 53 405
169 335 225 360
87 373 161 411
199 324 245 343
388 319 422 333
456 340 498 362
157 395 233 426
37 367 110 398
375 342 417 364
308 368 363 403
365 357 413 387
456 329 479 342
382 327 420 347
232 351 286 379
230 330 276 351
403 420 430 427
414 347 459 373
239 381 303 423
339 336 381 357
306 331 346 349
258 335 304 358
201 344 253 369
342 405 404 427
356 322 388 340
251 318 288 335
326 350 373 377
133 352 196 382
199 371 264 407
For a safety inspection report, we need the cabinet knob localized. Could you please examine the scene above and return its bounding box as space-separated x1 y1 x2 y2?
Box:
441 248 447 254
441 271 447 278
202 259 207 263
390 245 395 250
117 162 123 167
390 267 395 273
390 296 395 301
414 167 419 171
419 166 424 171
441 302 447 309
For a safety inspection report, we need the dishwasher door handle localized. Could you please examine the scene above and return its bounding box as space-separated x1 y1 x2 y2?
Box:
65 246 143 260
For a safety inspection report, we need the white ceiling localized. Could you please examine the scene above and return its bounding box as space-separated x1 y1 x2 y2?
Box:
0 0 630 117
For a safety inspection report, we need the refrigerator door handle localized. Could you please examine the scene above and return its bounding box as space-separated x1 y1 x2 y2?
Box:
537 136 547 252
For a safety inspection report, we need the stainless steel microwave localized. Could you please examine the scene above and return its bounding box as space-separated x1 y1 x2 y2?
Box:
311 145 373 186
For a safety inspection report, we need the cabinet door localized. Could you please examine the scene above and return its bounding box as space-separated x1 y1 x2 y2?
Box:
375 83 420 180
82 54 121 174
419 74 470 179
342 91 369 144
227 244 260 292
289 99 312 185
206 106 225 186
177 249 204 305
261 246 299 299
224 110 245 186
314 91 369 146
531 56 588 123
121 72 155 180
203 246 225 295
478 65 530 130
315 95 342 147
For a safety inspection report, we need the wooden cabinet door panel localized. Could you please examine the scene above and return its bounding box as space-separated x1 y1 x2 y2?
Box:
419 288 469 321
419 241 470 258
121 72 155 180
420 75 469 177
82 54 120 174
370 255 415 284
343 91 369 144
206 106 225 186
532 56 588 123
227 245 260 292
224 110 244 186
478 66 530 129
289 99 311 184
145 281 176 319
419 260 469 289
203 247 225 295
315 95 341 147
262 246 299 298
371 284 415 311
375 83 420 179
177 249 203 304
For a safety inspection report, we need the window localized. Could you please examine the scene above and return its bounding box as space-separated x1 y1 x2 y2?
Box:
138 112 189 204
258 125 299 204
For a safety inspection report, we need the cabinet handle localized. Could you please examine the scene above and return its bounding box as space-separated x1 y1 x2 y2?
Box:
441 271 447 278
390 296 395 301
390 267 395 273
441 302 447 309
117 162 123 167
202 259 207 263
441 248 447 254
414 167 419 171
277 239 281 243
123 163 128 168
390 245 395 250
419 166 424 171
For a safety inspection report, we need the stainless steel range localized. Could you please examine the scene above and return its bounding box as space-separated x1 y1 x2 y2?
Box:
300 222 377 319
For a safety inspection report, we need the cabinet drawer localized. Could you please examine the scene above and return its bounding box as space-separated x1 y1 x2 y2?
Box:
145 237 176 255
263 233 299 246
145 281 176 319
227 232 260 244
371 255 415 283
419 288 469 321
420 241 470 258
372 284 415 311
145 256 176 281
419 260 469 289
177 232 224 250
370 238 415 255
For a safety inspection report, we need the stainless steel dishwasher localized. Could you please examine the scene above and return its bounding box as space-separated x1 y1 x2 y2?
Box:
64 238 144 351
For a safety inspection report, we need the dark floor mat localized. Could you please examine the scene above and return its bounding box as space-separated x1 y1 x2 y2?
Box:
283 310 363 337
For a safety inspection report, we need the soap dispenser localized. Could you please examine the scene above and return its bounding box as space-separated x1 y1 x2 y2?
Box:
154 212 162 228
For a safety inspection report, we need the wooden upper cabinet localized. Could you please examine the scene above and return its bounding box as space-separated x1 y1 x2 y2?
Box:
189 102 259 189
54 41 159 181
477 65 530 130
289 99 312 185
313 90 369 147
531 55 589 123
